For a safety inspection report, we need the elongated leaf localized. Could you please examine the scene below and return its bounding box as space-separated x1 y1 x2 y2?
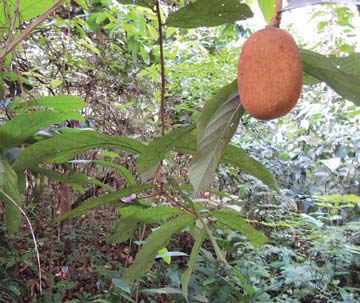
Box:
222 144 280 193
211 209 268 248
174 131 280 193
301 49 360 105
116 0 156 9
124 214 195 284
166 0 253 28
92 159 136 186
0 111 76 152
13 130 145 171
282 0 360 11
181 227 206 300
10 95 86 113
33 168 112 192
107 205 185 244
189 84 244 192
0 158 22 233
56 184 153 221
258 0 276 22
137 125 195 179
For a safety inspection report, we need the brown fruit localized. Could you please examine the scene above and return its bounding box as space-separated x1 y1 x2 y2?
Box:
237 27 302 120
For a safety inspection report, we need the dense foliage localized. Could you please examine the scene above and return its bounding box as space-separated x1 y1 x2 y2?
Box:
0 0 359 302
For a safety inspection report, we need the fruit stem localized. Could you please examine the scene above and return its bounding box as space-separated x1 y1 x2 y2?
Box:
268 0 282 28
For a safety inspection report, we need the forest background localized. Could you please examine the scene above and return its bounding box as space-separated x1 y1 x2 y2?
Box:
0 0 360 302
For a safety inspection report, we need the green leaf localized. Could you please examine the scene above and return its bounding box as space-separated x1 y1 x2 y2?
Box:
174 131 280 193
13 130 145 171
137 125 196 179
116 0 156 9
158 247 171 264
258 0 276 22
233 268 256 296
301 49 360 105
10 95 86 113
210 209 268 248
124 214 195 284
0 0 55 28
92 159 136 186
222 144 281 193
56 184 153 221
0 111 77 152
166 0 253 28
0 158 22 233
181 227 206 300
107 205 185 244
189 81 244 192
32 168 112 192
316 194 360 204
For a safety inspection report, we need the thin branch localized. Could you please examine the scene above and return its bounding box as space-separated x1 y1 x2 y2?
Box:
0 0 66 62
268 0 283 28
155 0 166 137
0 189 42 294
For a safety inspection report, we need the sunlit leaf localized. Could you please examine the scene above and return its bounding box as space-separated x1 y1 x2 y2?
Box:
166 0 253 28
258 0 276 22
116 0 156 9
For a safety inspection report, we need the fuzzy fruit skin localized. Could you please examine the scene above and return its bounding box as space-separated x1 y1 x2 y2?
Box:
237 27 302 120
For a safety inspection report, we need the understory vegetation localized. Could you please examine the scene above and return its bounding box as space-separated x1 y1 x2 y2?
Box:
0 0 359 302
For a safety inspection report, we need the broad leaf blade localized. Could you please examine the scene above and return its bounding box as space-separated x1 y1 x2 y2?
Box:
301 49 360 105
0 111 76 152
0 158 22 233
107 205 185 244
56 184 153 221
174 131 281 193
124 214 195 284
181 227 206 300
166 0 253 28
13 130 145 171
92 159 136 186
211 209 268 248
189 86 244 192
258 0 276 22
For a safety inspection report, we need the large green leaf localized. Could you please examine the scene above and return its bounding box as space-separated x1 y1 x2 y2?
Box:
0 158 22 233
107 205 185 244
56 184 153 221
0 0 55 28
174 131 281 193
124 214 195 284
258 0 276 22
222 144 281 193
166 0 253 28
210 209 268 248
181 227 206 300
13 130 145 171
190 81 244 192
10 95 86 114
301 49 360 105
137 125 195 179
0 111 77 152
